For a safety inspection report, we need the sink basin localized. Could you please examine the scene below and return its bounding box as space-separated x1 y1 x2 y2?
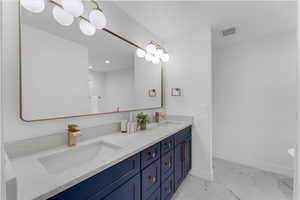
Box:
39 141 121 174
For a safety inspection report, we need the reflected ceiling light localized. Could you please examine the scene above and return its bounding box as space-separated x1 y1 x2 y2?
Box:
79 18 96 36
105 60 110 64
61 0 84 17
146 42 156 54
88 66 93 70
161 53 170 62
53 5 74 26
89 9 107 29
136 48 146 58
21 0 45 13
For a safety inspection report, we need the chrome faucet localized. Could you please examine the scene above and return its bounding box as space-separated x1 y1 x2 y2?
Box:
68 124 81 147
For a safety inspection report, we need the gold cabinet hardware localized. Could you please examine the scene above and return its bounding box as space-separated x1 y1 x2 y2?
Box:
148 151 156 158
183 141 189 161
148 176 156 183
164 161 172 168
164 142 172 148
165 188 171 193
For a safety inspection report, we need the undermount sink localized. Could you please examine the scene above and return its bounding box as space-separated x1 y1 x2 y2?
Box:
38 141 121 174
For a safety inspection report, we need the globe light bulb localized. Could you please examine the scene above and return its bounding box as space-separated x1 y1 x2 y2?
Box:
136 48 146 58
52 6 74 26
145 53 154 62
21 0 45 13
61 0 84 17
146 43 156 54
155 48 164 58
161 53 170 62
89 9 107 29
152 56 160 64
79 19 96 36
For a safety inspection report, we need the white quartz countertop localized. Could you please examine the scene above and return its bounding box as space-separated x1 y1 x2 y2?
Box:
10 120 192 200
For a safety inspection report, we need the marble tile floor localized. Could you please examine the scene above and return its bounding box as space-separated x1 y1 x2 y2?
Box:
172 158 293 200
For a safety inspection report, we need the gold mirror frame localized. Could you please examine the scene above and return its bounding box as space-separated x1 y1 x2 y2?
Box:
18 4 164 122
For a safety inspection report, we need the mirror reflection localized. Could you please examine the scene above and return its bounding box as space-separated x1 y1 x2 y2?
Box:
20 4 162 121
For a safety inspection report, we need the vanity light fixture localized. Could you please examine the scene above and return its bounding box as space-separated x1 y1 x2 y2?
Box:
21 0 107 36
20 0 45 13
105 60 110 64
136 41 170 64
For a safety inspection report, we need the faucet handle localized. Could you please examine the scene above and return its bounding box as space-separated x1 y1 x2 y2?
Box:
68 124 80 131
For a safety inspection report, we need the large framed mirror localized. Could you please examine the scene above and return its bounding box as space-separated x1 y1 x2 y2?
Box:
19 2 163 122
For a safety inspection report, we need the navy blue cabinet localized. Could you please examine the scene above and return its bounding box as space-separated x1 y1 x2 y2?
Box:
48 126 192 200
101 174 140 200
174 126 192 190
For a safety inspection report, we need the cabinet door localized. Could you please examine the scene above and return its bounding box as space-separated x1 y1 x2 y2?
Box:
174 143 184 190
102 174 140 200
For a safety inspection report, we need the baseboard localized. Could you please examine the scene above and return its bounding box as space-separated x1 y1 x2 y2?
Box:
214 153 294 177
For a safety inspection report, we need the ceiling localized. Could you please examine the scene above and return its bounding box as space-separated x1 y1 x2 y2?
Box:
114 1 297 49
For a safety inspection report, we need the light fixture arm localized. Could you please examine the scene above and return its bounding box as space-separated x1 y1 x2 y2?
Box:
90 0 103 12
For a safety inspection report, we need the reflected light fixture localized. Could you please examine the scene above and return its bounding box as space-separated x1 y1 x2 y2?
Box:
79 18 96 36
61 0 84 17
52 5 74 26
136 41 170 64
20 0 45 13
21 0 107 37
105 60 110 64
89 0 107 30
136 48 146 58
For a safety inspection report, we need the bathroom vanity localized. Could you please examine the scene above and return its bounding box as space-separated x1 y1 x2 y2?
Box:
6 120 192 200
49 125 192 200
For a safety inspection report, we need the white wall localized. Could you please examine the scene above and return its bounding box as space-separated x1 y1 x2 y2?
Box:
0 0 4 198
2 1 162 143
165 28 213 180
134 55 162 109
22 25 90 120
88 71 105 113
103 68 135 112
213 31 298 176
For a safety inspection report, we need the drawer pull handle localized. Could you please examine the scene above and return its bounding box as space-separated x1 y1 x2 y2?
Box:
148 176 156 183
164 142 172 148
164 161 172 168
148 151 156 158
165 188 171 193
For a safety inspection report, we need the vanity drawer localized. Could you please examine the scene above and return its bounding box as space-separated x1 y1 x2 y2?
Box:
145 188 160 200
161 136 174 156
175 126 192 146
161 175 174 200
161 151 174 182
141 143 160 169
142 159 161 200
48 154 140 200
